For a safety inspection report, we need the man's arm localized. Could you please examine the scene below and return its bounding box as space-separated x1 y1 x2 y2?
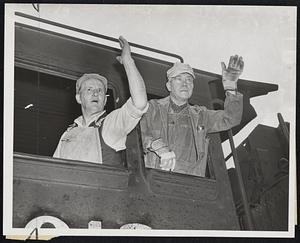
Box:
116 36 148 111
204 92 243 133
102 36 148 151
205 55 244 133
140 101 176 171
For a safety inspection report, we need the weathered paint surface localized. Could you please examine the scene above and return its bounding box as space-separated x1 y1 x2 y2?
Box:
228 122 289 230
13 128 240 229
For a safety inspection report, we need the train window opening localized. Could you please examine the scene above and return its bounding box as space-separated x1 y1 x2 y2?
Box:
14 66 121 164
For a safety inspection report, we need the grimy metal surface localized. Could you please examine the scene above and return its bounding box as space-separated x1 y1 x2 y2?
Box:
13 20 280 230
229 120 289 230
13 128 240 229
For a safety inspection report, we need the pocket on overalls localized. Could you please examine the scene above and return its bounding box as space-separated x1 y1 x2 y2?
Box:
60 133 78 158
196 125 206 153
191 126 209 177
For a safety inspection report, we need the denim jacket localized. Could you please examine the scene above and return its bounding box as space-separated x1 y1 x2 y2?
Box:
140 92 243 176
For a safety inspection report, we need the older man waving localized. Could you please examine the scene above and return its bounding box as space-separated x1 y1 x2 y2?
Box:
53 36 148 166
140 56 244 176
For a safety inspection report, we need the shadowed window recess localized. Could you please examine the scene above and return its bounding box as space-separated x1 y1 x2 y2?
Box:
14 67 116 156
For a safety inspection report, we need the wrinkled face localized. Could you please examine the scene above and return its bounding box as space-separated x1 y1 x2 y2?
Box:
76 79 107 115
166 73 194 104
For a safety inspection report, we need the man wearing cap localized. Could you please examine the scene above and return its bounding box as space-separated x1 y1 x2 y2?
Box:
53 36 148 165
140 55 244 176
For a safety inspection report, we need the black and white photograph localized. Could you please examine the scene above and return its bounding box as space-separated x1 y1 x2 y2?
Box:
3 3 297 239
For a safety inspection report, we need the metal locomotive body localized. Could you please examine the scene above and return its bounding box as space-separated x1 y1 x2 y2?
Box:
12 13 289 231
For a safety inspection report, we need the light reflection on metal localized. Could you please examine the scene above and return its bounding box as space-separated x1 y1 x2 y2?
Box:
24 104 34 109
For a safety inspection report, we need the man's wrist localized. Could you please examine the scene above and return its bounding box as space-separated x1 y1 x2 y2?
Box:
226 89 238 95
223 78 237 91
122 56 134 65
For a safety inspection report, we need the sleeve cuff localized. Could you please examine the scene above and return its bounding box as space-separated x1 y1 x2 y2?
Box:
225 90 243 98
125 98 149 119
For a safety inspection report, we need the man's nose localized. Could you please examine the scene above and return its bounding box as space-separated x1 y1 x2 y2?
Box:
182 80 189 85
92 89 100 96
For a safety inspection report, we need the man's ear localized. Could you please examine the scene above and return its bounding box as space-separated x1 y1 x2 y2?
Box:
166 81 171 92
75 93 81 104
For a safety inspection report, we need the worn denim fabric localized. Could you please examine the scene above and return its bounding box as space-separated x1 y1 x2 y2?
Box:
140 92 243 177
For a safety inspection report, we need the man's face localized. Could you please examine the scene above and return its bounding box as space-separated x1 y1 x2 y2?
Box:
167 73 194 104
76 79 107 115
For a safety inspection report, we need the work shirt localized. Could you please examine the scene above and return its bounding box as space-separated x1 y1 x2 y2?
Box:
53 98 148 165
167 103 198 174
140 92 243 177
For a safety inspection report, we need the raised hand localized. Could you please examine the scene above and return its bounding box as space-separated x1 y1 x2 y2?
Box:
116 35 132 64
221 55 244 90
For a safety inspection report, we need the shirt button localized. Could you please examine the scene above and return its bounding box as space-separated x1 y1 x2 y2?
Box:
197 126 204 131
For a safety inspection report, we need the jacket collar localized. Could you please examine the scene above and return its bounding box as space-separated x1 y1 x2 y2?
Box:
156 96 190 112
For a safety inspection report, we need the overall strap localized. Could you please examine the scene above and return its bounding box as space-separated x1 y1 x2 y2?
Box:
89 112 107 128
158 99 170 147
188 107 200 162
95 112 123 167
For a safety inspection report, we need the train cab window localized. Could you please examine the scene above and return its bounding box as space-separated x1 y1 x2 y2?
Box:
14 66 116 157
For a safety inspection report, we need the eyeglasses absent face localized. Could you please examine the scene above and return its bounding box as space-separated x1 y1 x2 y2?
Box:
76 79 107 115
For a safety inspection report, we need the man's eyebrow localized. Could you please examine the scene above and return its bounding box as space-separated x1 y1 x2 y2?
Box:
88 86 104 90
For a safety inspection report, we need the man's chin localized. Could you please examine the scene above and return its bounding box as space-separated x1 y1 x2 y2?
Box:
179 94 191 100
87 106 103 114
179 91 191 96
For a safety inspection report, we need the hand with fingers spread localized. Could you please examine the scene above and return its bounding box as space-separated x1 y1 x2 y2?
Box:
221 55 244 91
160 151 176 171
116 35 133 65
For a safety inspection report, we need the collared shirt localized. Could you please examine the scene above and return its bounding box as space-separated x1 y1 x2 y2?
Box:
53 98 148 163
73 110 106 128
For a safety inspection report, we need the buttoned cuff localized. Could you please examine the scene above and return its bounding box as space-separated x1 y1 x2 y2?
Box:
225 90 243 98
125 98 149 119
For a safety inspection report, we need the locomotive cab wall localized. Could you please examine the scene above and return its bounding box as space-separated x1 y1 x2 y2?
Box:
12 19 279 230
